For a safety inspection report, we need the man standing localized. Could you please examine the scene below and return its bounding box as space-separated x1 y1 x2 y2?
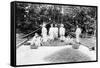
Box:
75 25 81 43
59 24 65 41
49 24 54 40
41 23 48 42
41 23 47 38
54 24 58 39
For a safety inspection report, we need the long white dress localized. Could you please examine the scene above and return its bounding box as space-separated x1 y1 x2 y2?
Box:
59 27 65 36
75 27 81 43
41 27 47 37
41 27 48 42
49 27 54 40
54 27 58 38
35 36 42 46
59 27 65 41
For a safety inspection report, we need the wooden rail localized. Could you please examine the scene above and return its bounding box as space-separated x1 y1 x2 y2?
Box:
16 39 29 49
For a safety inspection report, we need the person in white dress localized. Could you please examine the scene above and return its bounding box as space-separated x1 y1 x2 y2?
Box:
65 36 73 44
49 24 54 40
41 23 47 38
75 25 81 43
54 24 58 39
59 24 66 41
30 33 41 47
36 35 42 47
41 23 48 42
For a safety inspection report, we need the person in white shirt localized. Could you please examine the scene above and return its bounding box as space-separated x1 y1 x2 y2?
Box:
75 25 81 43
30 33 41 47
41 23 48 42
41 23 47 38
49 24 54 40
59 24 66 41
35 35 42 47
54 24 58 39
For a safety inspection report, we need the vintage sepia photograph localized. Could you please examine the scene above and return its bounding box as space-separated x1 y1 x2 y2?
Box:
11 1 97 66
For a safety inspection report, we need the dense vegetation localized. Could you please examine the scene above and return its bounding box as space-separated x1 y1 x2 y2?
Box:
15 3 97 37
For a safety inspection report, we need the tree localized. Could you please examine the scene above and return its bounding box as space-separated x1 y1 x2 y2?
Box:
16 3 97 37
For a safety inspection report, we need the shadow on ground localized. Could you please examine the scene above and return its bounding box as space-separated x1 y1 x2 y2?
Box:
44 48 91 63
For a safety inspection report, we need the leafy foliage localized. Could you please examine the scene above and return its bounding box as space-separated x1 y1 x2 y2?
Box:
15 3 97 37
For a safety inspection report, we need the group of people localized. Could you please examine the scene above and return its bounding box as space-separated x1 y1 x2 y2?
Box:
41 23 66 41
28 23 82 47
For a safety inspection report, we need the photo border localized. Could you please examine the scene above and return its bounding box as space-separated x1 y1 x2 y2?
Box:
10 1 98 67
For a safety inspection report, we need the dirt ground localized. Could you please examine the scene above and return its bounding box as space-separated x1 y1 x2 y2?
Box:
16 45 96 65
16 34 97 65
